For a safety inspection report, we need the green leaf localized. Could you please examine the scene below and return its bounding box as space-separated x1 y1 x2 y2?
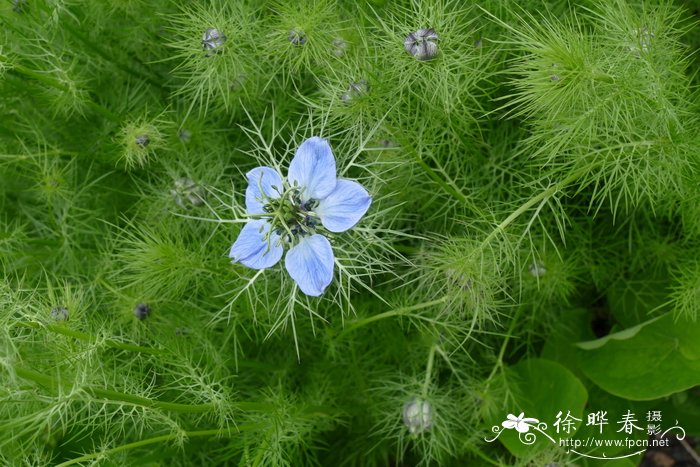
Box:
575 315 662 350
576 312 700 400
488 358 588 457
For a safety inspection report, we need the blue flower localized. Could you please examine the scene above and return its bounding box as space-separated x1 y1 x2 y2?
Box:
229 137 372 296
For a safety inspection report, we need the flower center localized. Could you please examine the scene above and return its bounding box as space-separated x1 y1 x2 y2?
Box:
259 186 321 246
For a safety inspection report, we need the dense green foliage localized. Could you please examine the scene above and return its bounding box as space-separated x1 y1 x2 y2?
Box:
1 0 699 465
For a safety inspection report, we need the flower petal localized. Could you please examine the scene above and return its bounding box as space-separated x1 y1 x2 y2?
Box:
287 137 337 202
515 422 531 433
285 234 334 296
229 220 283 270
502 420 517 430
245 167 283 214
315 179 371 233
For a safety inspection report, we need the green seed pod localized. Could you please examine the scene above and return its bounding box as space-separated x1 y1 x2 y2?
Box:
404 28 439 61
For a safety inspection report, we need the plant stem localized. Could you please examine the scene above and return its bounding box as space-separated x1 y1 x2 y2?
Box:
14 366 277 414
14 366 218 413
338 297 448 336
421 344 437 398
483 306 525 389
16 321 165 356
55 424 266 467
478 165 590 250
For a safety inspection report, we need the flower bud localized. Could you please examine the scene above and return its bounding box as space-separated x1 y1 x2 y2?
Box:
288 28 307 46
403 397 433 434
202 28 226 55
178 128 192 143
50 306 69 321
629 27 654 56
332 38 348 57
135 134 150 148
529 262 546 277
171 177 205 209
340 79 368 103
404 28 439 61
133 303 151 321
12 0 27 13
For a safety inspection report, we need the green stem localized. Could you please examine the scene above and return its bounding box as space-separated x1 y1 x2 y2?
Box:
410 150 469 204
421 344 437 398
338 297 448 337
55 424 266 467
14 366 218 413
16 321 165 356
483 306 525 389
478 165 590 250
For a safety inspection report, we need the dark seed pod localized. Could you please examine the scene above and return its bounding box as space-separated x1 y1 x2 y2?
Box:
202 28 226 55
133 303 151 321
50 306 69 321
135 134 150 148
288 29 307 46
404 28 439 61
340 79 368 103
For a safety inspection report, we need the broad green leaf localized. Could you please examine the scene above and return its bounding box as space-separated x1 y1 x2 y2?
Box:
575 315 662 350
487 358 588 458
576 312 700 400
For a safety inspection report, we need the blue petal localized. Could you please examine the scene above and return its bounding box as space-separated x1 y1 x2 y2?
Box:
287 137 337 202
245 167 283 214
285 234 334 296
315 179 372 233
229 220 283 270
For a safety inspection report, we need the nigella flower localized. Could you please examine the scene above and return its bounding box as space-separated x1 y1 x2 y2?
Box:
228 137 372 296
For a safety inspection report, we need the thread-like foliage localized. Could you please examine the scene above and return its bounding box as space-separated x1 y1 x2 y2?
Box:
1 0 699 465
